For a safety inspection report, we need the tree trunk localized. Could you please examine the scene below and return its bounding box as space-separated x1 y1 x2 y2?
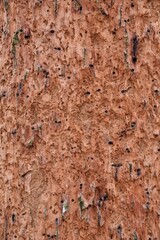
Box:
0 0 159 239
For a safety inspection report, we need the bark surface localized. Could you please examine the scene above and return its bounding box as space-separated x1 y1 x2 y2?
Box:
0 0 160 239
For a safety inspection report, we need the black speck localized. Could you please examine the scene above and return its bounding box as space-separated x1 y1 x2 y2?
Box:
54 47 61 51
102 193 108 201
132 56 137 63
137 168 141 176
154 89 159 93
146 191 149 196
12 129 17 135
126 148 130 153
108 141 113 145
12 214 16 222
2 91 6 97
117 224 122 234
101 9 107 16
84 91 90 95
55 120 61 124
131 122 136 128
24 35 30 39
55 218 59 225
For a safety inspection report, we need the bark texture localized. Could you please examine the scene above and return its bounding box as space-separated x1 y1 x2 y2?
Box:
0 0 160 239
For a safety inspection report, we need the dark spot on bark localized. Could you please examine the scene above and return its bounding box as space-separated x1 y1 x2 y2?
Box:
131 122 136 128
12 214 16 222
126 148 130 153
137 168 141 176
84 91 90 95
132 56 137 63
12 129 17 135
